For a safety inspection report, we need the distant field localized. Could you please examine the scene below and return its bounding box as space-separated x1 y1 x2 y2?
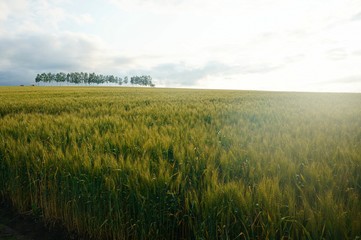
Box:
0 87 360 239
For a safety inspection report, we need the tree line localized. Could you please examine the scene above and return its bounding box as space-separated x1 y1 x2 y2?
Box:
35 72 155 87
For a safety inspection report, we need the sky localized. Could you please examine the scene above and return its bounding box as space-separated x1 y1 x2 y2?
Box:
1 0 361 92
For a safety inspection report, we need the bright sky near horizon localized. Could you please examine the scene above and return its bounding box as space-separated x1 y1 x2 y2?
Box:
1 0 361 92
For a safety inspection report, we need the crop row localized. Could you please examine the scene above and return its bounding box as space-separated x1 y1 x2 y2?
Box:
0 87 360 239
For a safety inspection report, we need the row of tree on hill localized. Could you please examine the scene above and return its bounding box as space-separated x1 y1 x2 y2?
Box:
35 72 155 87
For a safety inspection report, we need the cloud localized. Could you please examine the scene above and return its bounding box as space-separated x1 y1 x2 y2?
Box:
72 13 94 25
0 32 111 85
325 48 348 61
112 56 135 67
352 50 361 56
120 61 232 87
108 0 186 15
0 1 95 36
351 11 361 21
1 0 361 92
124 62 205 87
108 0 203 13
326 75 361 84
124 60 283 87
1 33 103 69
0 0 28 22
0 69 39 86
108 0 277 16
109 0 184 8
151 61 230 86
316 75 361 92
240 63 282 74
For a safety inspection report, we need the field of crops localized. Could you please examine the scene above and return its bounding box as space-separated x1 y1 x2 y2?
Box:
0 87 360 239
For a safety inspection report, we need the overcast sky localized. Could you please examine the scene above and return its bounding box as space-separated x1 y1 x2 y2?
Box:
1 0 361 92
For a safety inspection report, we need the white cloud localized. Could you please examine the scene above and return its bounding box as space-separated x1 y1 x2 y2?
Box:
72 13 94 25
0 31 113 84
0 0 28 21
1 0 361 91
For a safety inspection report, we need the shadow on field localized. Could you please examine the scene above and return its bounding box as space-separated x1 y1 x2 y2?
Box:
0 199 89 240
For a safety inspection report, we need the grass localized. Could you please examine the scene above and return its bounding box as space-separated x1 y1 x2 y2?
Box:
0 86 360 239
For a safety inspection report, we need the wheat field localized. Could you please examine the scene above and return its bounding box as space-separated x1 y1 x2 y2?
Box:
0 87 360 239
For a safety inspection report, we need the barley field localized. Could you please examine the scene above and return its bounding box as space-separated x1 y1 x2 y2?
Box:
0 87 360 239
